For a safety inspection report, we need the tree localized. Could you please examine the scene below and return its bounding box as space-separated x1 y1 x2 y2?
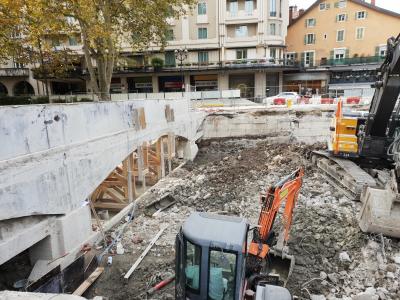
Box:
0 0 195 100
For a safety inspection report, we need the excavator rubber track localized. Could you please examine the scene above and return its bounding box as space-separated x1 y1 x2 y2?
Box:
311 150 378 201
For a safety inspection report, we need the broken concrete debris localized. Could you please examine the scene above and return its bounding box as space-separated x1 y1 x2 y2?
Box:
80 139 400 299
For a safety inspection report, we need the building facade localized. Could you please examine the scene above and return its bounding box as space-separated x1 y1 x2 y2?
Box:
0 0 292 99
284 0 400 97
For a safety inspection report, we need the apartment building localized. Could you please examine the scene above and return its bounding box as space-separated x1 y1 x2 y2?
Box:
0 0 291 99
284 0 400 97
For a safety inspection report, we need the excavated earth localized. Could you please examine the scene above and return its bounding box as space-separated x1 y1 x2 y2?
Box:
87 139 400 300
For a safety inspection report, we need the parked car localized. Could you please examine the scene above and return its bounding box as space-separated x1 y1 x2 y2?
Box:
263 92 301 105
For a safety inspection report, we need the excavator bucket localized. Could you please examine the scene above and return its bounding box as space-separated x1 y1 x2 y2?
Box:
359 172 400 238
266 249 295 287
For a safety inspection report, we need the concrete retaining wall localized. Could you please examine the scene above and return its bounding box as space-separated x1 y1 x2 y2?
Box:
202 107 334 144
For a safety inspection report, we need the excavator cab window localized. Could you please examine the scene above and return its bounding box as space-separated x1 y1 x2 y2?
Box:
208 249 237 300
185 239 202 292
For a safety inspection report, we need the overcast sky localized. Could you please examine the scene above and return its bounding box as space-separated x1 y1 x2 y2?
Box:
288 0 400 13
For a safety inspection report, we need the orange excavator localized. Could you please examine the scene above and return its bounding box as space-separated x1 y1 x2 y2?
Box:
175 168 304 299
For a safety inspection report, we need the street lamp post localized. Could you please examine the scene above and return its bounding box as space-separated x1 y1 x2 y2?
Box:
174 48 188 93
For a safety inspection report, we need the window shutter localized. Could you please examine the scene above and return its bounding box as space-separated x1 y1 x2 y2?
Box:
345 49 350 58
345 14 348 21
304 35 307 45
335 15 338 22
365 11 368 18
334 2 339 8
305 19 308 27
294 52 298 59
355 12 357 19
330 50 334 59
313 34 316 44
375 46 380 57
301 52 305 66
310 52 314 67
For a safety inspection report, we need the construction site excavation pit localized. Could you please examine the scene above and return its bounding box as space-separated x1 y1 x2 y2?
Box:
83 138 400 300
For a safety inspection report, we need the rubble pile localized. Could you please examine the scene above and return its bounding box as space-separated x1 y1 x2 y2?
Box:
88 139 400 300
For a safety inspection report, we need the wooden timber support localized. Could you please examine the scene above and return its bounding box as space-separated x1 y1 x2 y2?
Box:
91 152 137 210
90 134 175 211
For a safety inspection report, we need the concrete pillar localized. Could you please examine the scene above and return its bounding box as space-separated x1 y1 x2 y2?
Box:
160 138 165 178
167 133 175 174
183 140 198 161
29 205 91 264
184 73 191 91
137 145 146 187
255 72 267 98
120 77 128 93
218 73 229 90
152 75 159 93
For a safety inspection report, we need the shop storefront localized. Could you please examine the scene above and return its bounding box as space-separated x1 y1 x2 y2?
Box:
127 76 153 93
229 73 255 99
283 72 329 96
158 76 184 92
190 74 218 91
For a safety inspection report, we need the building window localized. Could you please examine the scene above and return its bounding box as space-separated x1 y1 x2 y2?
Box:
245 0 254 15
285 52 296 65
236 49 247 60
166 29 174 41
230 0 238 16
52 38 60 47
337 13 346 22
13 62 24 68
269 0 276 17
356 27 365 40
270 48 277 59
319 2 330 10
165 52 176 66
334 48 346 60
198 28 207 39
198 51 209 64
235 25 248 37
378 45 387 58
337 30 345 42
305 33 316 44
335 0 346 8
356 11 366 19
304 51 314 67
306 18 316 27
68 36 78 46
269 23 276 35
198 2 207 15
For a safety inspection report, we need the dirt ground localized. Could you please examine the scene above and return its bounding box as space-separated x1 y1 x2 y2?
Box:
87 138 400 300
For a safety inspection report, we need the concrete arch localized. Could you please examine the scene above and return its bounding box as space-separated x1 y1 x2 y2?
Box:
13 81 35 96
0 82 8 96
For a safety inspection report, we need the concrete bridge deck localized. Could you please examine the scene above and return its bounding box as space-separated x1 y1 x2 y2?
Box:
0 99 205 266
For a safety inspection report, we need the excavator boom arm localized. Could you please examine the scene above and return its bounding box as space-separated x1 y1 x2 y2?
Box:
249 168 304 258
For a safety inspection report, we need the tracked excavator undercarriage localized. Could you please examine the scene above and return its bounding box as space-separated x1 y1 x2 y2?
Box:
312 34 400 239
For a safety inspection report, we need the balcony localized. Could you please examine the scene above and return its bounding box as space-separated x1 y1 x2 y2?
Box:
110 58 298 74
285 56 386 70
0 68 29 77
33 67 84 80
226 10 259 23
321 56 385 66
